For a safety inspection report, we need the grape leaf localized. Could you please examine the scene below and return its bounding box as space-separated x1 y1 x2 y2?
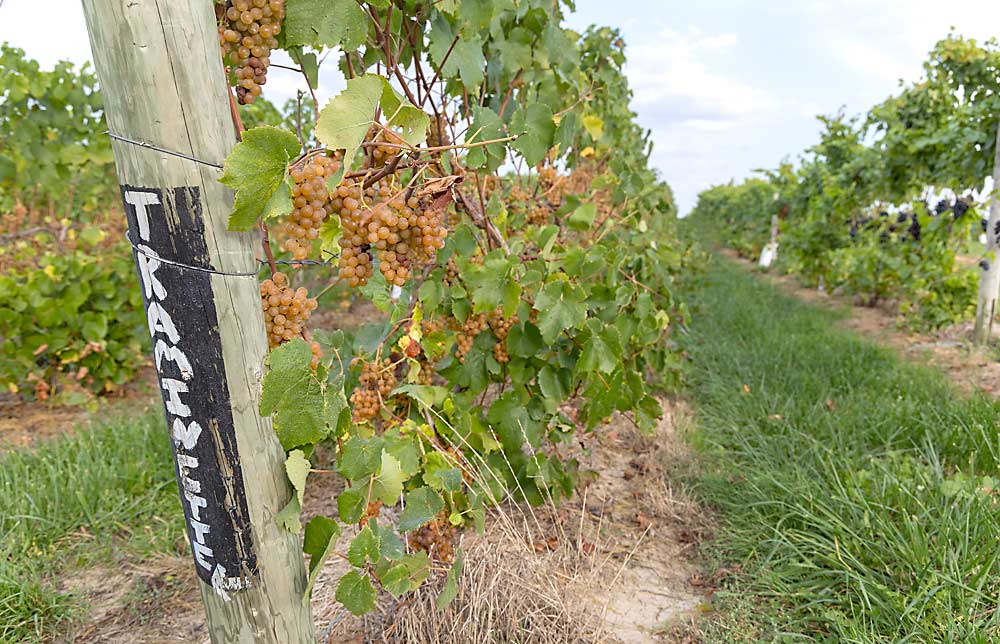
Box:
379 553 431 596
568 202 597 231
339 435 384 480
336 570 376 615
435 549 464 609
576 319 623 375
347 524 380 567
316 75 383 173
534 281 588 343
337 487 366 524
379 78 429 147
464 107 506 172
302 516 340 603
582 114 604 140
371 451 405 504
276 496 302 533
283 0 367 50
220 126 299 231
285 449 310 506
260 339 329 450
511 103 555 166
397 486 444 532
372 521 405 560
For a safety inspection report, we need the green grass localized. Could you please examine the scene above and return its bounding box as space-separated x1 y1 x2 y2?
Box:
0 410 181 643
683 258 1000 643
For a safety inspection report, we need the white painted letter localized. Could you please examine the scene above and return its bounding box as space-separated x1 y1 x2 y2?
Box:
124 190 160 242
172 418 202 450
146 302 180 344
156 340 193 380
136 245 167 301
161 378 191 417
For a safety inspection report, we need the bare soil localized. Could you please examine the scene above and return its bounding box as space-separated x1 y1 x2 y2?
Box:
55 398 713 644
0 367 159 450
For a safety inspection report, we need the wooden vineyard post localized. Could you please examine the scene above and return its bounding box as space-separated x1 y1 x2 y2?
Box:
79 1 316 641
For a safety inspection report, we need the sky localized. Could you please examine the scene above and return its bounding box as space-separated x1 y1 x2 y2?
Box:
2 0 1000 213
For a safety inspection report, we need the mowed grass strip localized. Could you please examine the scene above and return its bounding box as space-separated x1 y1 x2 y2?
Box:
684 258 1000 643
0 410 181 644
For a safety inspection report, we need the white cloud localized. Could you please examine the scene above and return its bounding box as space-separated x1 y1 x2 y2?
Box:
683 118 737 131
625 27 777 119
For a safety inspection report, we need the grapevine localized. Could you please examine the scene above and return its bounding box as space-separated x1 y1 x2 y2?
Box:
218 0 689 619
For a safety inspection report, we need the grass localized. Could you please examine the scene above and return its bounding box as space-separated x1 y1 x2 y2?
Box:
0 410 181 644
683 257 1000 643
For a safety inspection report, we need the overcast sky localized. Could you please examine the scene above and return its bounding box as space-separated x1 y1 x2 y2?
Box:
3 0 1000 213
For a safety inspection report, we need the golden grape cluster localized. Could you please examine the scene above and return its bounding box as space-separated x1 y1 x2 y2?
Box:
217 0 284 105
455 314 487 364
487 309 518 364
349 357 397 423
284 155 341 260
334 181 448 288
366 126 404 168
260 272 317 348
407 513 457 563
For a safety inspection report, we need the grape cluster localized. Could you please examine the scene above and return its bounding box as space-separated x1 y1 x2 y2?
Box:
334 181 448 288
349 357 397 423
426 115 451 148
487 309 518 364
260 272 317 348
455 314 488 364
217 0 284 105
407 514 457 563
443 257 460 286
366 127 404 169
284 155 341 260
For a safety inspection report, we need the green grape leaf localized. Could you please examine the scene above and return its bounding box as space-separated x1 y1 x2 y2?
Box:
339 435 385 480
220 126 299 231
567 202 597 231
553 111 579 150
285 449 310 506
538 365 570 402
511 103 555 166
582 114 604 141
347 524 381 566
283 0 368 50
451 36 486 89
534 281 588 344
371 451 405 504
372 521 405 561
260 339 329 450
276 496 302 533
302 516 340 602
464 107 506 172
379 553 431 596
337 486 367 524
577 320 623 375
316 75 383 172
436 549 464 610
398 486 444 532
336 570 376 615
379 78 429 147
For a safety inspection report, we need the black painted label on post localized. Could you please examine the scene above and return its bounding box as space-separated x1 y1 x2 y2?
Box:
121 185 257 594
